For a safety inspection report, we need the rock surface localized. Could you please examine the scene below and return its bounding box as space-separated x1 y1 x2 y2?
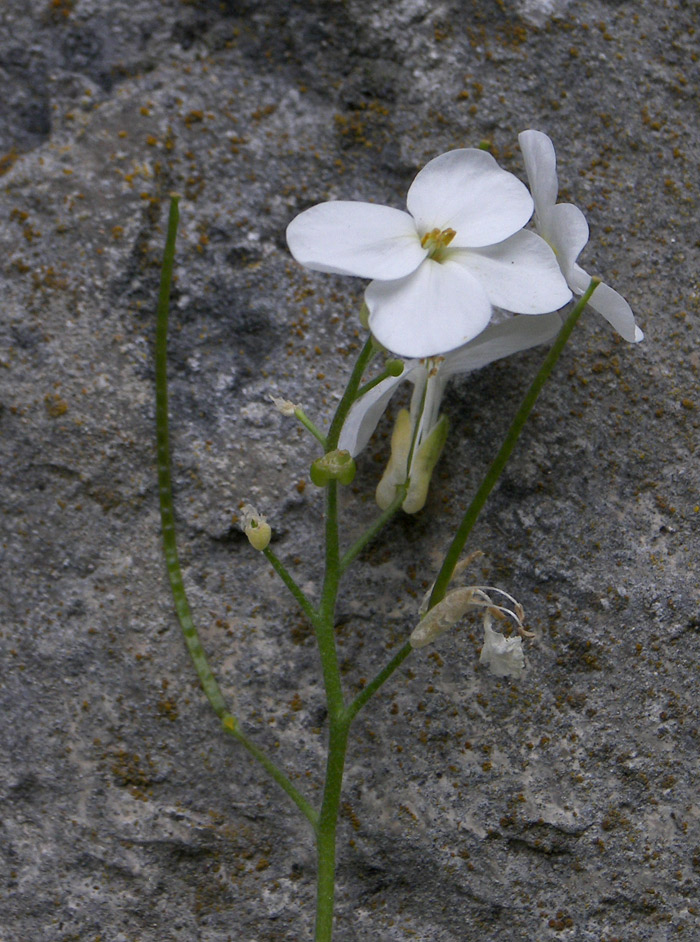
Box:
1 1 698 940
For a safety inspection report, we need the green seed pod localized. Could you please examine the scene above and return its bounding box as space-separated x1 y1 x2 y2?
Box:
402 413 449 514
310 449 357 487
376 409 412 509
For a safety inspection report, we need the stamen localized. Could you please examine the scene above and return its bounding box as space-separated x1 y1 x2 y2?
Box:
420 227 457 261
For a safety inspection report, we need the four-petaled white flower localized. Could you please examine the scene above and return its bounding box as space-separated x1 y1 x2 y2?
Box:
519 129 643 343
338 314 563 512
287 148 571 358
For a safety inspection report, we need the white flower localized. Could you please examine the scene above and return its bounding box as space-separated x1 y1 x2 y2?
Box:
286 148 571 358
338 314 562 512
479 611 525 678
519 129 643 343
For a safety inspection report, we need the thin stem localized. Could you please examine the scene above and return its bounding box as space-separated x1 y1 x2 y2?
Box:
263 546 318 623
356 360 403 399
339 484 407 575
295 408 328 449
429 282 600 609
326 336 376 450
156 199 228 718
155 196 315 827
345 641 413 724
222 716 318 827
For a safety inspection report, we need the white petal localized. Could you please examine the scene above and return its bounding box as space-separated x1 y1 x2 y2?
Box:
286 201 425 280
480 617 525 679
519 129 558 218
454 230 571 314
571 266 643 343
366 258 492 358
545 202 589 281
407 149 533 248
440 313 563 379
337 366 416 456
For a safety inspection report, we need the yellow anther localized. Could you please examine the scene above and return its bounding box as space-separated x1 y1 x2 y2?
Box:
420 227 457 261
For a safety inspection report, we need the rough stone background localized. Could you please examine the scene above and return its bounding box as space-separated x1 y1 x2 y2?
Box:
1 0 698 940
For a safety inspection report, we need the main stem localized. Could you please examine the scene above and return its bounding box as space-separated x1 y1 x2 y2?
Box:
314 715 350 941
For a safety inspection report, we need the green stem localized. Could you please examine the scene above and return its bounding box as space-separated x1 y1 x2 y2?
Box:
155 199 229 718
295 408 328 449
155 196 315 827
339 484 407 575
429 282 600 609
314 717 350 941
315 482 345 715
222 716 318 827
263 546 318 623
355 360 403 399
326 336 376 450
345 641 412 724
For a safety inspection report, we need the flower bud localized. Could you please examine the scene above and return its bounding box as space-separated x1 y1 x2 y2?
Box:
310 449 357 487
239 503 271 551
385 359 405 377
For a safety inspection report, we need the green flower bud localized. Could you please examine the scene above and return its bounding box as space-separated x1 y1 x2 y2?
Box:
385 359 405 377
310 449 357 487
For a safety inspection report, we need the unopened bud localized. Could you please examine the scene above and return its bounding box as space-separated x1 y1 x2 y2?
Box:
239 503 271 551
310 449 356 487
385 359 405 377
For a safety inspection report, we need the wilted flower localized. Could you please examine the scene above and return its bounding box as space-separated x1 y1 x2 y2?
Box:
287 148 571 358
479 611 526 678
519 129 643 343
338 314 562 512
410 571 528 680
270 395 301 417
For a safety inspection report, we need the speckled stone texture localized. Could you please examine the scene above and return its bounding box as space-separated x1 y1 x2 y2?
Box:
1 1 698 940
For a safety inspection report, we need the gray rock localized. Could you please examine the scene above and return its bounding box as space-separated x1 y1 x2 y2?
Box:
1 0 698 940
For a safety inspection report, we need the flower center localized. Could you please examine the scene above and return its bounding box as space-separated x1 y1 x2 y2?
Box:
420 227 456 262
